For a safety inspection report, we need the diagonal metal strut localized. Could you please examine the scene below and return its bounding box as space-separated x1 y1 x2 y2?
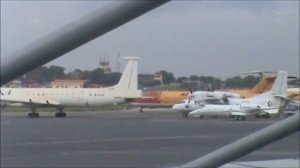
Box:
180 113 300 168
1 0 170 86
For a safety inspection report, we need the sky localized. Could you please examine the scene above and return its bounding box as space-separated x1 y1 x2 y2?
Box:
1 1 299 79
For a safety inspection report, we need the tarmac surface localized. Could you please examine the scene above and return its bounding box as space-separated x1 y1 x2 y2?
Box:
1 109 299 168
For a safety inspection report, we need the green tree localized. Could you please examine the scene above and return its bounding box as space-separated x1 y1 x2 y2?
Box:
176 76 188 83
105 72 122 86
225 75 259 88
48 65 65 81
25 66 49 83
159 70 175 84
89 68 105 84
190 75 199 81
67 69 83 80
243 75 260 88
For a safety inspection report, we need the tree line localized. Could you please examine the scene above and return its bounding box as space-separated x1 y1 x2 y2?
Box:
17 65 121 87
17 65 260 89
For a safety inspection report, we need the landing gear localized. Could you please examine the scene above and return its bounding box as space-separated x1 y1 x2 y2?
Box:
55 107 66 118
262 113 270 119
28 105 39 118
28 112 39 118
182 111 189 118
55 112 66 117
139 107 143 113
235 116 246 121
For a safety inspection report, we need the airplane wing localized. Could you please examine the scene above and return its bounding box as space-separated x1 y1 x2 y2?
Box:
1 96 61 106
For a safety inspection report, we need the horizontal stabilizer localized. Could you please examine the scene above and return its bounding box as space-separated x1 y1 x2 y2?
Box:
274 95 290 100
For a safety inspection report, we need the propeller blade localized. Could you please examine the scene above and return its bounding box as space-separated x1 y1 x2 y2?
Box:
204 83 212 92
223 96 229 104
189 88 193 94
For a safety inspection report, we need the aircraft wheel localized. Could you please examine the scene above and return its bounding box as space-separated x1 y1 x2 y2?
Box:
28 113 39 118
182 112 188 118
28 113 33 118
235 116 241 121
255 114 261 118
139 107 143 113
55 112 66 118
235 116 246 121
263 113 270 119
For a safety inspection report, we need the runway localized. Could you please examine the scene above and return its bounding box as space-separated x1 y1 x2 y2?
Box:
1 109 299 167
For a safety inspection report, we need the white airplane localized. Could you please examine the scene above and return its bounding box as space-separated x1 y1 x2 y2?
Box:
172 90 242 117
172 98 225 117
188 70 289 121
0 57 142 118
172 88 242 117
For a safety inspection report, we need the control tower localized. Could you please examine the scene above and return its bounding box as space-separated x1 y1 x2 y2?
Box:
99 56 112 74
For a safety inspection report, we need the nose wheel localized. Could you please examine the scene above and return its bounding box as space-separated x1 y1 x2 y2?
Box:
28 112 39 118
55 112 66 117
235 116 246 121
55 107 66 117
182 112 189 117
28 105 39 118
139 107 143 113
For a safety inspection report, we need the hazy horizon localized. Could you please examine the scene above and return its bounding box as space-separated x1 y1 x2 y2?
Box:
1 1 299 79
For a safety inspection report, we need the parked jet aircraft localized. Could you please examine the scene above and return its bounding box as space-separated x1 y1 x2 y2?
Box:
0 57 142 118
188 71 288 121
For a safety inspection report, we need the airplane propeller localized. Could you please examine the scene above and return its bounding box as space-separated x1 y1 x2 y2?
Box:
222 96 229 104
204 83 214 92
188 87 195 104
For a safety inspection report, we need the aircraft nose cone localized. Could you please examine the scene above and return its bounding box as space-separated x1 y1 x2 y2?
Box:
188 110 199 117
172 104 180 110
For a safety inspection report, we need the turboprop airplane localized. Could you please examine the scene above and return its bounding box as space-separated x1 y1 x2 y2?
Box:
173 98 226 117
132 89 234 113
0 57 142 118
188 70 288 121
172 89 242 117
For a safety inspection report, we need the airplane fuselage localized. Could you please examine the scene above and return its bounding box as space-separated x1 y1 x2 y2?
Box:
190 105 241 116
0 87 128 107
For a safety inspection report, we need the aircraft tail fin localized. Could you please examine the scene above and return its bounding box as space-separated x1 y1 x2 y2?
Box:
115 57 139 91
271 70 288 96
250 77 275 94
267 71 289 114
